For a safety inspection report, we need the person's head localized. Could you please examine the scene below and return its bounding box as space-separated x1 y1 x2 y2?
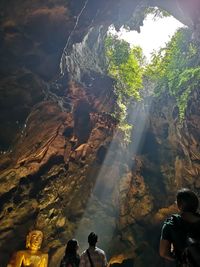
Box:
88 232 98 247
26 230 43 251
65 239 79 256
176 188 199 213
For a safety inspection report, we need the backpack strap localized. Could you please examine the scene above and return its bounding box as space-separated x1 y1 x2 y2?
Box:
86 249 95 267
172 214 200 266
171 214 182 224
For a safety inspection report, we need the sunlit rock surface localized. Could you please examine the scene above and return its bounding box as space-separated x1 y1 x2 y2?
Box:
0 0 200 266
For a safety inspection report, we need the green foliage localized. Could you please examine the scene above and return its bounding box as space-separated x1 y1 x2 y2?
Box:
105 34 130 66
144 7 170 20
118 122 133 144
145 27 200 121
105 34 143 102
104 34 144 142
177 67 200 120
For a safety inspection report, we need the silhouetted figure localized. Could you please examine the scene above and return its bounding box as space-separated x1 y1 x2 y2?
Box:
79 232 107 267
160 188 200 266
60 239 80 267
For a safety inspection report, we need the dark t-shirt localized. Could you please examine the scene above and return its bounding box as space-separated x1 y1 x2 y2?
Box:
161 213 200 262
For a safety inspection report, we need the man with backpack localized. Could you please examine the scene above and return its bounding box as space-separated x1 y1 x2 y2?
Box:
79 232 107 267
160 188 200 266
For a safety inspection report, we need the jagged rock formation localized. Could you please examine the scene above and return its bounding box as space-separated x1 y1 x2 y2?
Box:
0 0 200 267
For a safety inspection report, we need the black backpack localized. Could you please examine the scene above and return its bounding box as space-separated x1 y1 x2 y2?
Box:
172 214 200 267
182 237 200 267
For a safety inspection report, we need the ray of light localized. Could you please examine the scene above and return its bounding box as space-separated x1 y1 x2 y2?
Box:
73 11 183 255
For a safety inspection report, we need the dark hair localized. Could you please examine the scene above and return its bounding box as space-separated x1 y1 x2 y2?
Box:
176 188 199 213
65 239 78 256
88 232 98 246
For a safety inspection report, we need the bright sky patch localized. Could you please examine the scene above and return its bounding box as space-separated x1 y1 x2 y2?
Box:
113 14 184 61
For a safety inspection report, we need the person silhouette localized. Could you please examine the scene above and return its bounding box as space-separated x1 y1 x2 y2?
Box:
79 232 107 267
160 188 200 266
60 239 80 267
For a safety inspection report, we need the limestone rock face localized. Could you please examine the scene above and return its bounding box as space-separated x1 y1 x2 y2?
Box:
149 88 200 192
0 0 200 267
0 78 118 265
0 0 73 151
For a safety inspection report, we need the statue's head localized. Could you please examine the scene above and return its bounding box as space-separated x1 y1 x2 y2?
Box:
26 230 43 251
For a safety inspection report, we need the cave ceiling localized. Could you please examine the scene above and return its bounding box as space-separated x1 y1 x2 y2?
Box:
0 0 198 150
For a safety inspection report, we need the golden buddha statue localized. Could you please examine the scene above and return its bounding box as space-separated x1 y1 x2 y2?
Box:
7 230 48 267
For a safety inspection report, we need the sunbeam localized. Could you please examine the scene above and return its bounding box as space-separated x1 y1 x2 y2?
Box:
74 10 185 260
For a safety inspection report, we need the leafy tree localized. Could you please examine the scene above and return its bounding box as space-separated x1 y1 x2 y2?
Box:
145 27 200 121
105 34 143 102
104 34 144 142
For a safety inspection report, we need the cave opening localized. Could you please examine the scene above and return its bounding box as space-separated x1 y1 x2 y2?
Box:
68 6 191 266
108 7 184 63
69 4 200 267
